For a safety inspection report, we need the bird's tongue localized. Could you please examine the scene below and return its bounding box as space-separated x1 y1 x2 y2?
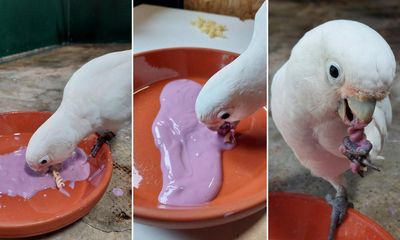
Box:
348 119 368 143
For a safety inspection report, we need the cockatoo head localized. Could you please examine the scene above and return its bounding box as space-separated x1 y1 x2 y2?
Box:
26 117 75 173
195 67 266 131
195 79 242 131
195 3 266 132
288 20 396 125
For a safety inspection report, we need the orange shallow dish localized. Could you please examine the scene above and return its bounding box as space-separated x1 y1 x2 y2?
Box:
269 192 395 240
0 112 113 238
134 48 267 228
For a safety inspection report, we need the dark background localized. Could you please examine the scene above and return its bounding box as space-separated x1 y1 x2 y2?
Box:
133 0 183 8
0 0 131 58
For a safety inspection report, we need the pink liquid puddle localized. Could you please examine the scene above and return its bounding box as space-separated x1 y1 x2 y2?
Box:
152 79 233 206
0 147 90 199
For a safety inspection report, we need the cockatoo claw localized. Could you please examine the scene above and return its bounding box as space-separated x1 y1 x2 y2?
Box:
326 186 352 240
341 135 379 177
91 131 116 157
361 159 381 172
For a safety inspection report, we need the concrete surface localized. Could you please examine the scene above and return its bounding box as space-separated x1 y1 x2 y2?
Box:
134 211 266 240
269 0 400 238
0 44 132 239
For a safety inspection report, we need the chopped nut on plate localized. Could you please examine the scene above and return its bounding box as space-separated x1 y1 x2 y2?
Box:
192 16 227 38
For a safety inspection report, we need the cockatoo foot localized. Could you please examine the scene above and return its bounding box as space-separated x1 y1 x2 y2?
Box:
341 135 380 176
326 186 353 240
91 131 116 157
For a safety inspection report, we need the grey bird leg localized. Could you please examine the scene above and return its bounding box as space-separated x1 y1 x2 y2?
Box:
325 186 353 240
91 131 116 157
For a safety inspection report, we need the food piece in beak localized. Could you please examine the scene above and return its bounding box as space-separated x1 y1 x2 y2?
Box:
52 169 65 189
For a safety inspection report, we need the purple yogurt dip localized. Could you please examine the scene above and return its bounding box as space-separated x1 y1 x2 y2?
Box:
0 147 90 199
152 79 234 206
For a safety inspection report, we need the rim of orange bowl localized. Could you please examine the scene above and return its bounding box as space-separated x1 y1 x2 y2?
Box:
269 192 395 240
133 47 239 59
133 48 266 222
0 111 113 236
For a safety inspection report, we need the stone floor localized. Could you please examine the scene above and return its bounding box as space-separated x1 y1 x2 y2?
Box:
0 44 132 239
269 0 400 238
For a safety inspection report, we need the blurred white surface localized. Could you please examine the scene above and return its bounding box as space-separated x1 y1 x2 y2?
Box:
134 4 254 54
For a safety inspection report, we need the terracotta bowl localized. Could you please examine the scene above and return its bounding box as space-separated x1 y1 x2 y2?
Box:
134 48 266 228
269 192 395 240
0 112 113 238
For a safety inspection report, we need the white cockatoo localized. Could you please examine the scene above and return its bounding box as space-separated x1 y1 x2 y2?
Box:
271 20 395 239
26 50 132 173
195 2 266 131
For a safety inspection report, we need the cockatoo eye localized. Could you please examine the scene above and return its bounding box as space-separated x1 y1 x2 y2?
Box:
326 62 343 84
219 112 230 120
330 65 339 78
40 159 48 165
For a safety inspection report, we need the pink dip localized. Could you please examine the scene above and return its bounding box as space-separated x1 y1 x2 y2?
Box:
152 79 233 206
0 147 90 199
112 187 124 197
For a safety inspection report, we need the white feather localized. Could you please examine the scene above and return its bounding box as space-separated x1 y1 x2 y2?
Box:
26 50 132 171
365 96 392 160
195 3 266 128
271 20 396 187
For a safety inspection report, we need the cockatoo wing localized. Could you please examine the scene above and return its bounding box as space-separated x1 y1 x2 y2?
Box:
62 50 132 132
365 96 392 160
271 62 351 184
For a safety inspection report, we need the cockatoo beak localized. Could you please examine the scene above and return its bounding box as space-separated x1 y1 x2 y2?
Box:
28 164 49 174
205 120 240 137
338 96 376 124
207 124 221 131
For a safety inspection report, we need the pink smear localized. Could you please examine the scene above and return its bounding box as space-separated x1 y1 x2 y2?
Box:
112 187 124 197
152 79 234 206
0 147 90 199
88 164 105 186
